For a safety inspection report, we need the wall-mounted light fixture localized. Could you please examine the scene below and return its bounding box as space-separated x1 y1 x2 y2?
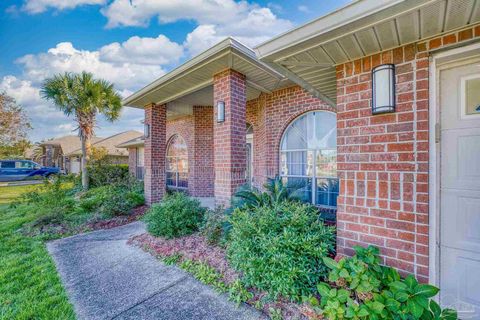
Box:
217 101 225 123
144 123 150 138
372 64 396 115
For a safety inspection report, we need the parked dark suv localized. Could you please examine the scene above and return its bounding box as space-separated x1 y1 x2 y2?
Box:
0 160 60 182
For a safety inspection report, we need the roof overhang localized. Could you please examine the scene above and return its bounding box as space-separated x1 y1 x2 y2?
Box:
122 37 291 110
255 0 480 104
116 139 145 148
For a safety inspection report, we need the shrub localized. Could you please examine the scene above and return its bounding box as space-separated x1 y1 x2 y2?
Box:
200 206 231 246
77 185 144 217
144 192 205 238
305 246 457 320
87 164 131 188
227 201 336 301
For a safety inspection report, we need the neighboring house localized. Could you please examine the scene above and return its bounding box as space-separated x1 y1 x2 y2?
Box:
39 135 103 173
123 0 480 316
116 136 145 180
65 130 143 174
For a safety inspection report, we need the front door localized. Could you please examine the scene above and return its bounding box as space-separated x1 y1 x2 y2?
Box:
439 54 480 318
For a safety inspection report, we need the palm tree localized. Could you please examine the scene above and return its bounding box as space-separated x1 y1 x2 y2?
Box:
41 72 122 189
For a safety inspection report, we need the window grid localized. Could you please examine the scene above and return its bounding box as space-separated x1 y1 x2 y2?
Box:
280 111 338 208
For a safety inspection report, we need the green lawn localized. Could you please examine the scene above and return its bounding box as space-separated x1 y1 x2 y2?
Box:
0 184 75 319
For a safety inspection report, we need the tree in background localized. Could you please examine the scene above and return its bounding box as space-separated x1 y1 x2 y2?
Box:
41 72 122 190
0 92 32 159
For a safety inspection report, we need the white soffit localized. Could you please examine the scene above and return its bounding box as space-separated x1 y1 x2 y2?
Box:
255 0 480 105
122 38 289 109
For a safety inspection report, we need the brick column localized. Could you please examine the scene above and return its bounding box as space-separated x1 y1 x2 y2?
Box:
144 103 166 205
193 106 214 197
213 69 247 206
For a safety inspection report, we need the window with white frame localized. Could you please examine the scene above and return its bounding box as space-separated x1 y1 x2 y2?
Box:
166 135 188 189
280 111 338 208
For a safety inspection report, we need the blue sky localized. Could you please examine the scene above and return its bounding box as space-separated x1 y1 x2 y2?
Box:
0 0 350 142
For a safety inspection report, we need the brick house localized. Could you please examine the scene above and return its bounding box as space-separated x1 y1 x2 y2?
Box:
123 0 480 315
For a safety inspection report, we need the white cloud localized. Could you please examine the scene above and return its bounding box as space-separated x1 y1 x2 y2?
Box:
16 41 168 92
101 0 293 55
298 5 310 13
182 7 293 55
2 33 180 141
21 0 106 14
101 0 250 28
99 35 183 66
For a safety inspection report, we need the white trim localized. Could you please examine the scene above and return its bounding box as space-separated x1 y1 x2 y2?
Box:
428 42 480 289
460 74 480 120
278 110 338 206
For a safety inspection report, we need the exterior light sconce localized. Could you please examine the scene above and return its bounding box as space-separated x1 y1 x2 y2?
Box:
372 64 396 114
217 101 225 123
144 123 150 138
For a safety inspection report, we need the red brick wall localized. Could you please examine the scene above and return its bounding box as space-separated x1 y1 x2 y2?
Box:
213 69 247 206
144 103 166 205
335 25 480 282
193 106 214 197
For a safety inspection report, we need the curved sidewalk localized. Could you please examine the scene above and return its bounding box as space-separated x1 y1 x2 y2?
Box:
47 222 262 320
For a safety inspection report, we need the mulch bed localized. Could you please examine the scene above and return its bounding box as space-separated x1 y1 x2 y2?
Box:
129 232 309 320
87 205 148 231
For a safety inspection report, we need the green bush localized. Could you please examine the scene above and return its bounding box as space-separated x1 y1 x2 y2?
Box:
144 192 205 238
306 246 457 320
227 201 336 301
200 206 231 246
77 185 144 217
86 164 131 188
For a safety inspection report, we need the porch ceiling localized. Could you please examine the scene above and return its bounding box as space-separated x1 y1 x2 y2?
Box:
255 0 480 105
123 38 293 111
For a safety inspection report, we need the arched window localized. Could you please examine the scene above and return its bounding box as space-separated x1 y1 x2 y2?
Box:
166 135 188 189
280 111 338 208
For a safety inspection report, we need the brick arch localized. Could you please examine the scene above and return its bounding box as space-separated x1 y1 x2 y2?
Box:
265 86 336 178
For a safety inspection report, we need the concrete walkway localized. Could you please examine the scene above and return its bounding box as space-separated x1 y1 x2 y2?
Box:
47 222 262 320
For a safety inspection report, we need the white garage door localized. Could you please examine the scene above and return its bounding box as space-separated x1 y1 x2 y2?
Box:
70 158 81 174
439 53 480 318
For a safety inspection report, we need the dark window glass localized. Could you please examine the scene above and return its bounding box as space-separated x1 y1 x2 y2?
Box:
166 135 188 189
1 161 15 168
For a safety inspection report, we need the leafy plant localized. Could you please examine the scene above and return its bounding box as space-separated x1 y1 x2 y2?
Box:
305 246 457 320
228 280 254 306
200 206 231 246
231 176 301 210
227 201 335 301
144 192 205 238
86 163 132 188
77 184 144 217
179 259 226 292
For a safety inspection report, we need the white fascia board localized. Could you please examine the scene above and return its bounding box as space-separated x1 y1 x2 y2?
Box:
255 0 410 60
122 37 283 108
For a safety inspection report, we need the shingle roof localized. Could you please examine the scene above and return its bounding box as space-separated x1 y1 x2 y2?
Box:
116 135 145 148
40 135 103 155
66 131 143 157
